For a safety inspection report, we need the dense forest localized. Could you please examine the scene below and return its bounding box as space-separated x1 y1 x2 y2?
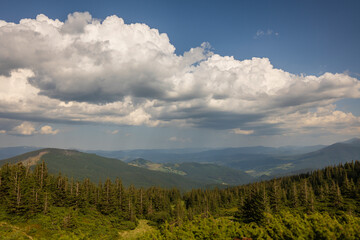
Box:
1 161 360 239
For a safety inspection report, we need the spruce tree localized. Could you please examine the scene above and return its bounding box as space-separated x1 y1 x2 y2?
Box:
235 187 265 224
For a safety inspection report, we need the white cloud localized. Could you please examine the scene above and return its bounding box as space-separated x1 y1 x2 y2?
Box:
0 12 359 138
110 130 119 134
12 122 36 136
1 120 59 136
231 128 254 135
0 12 179 102
265 104 360 136
40 125 59 135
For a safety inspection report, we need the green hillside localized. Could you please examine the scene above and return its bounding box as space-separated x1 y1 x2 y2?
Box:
166 162 252 185
293 141 360 169
129 159 253 186
0 148 203 190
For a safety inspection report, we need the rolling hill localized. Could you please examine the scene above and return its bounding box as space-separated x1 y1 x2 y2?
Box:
129 159 253 186
0 148 205 190
237 138 360 177
291 138 360 170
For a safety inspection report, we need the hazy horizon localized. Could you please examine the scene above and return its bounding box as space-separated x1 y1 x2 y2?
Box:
1 137 358 152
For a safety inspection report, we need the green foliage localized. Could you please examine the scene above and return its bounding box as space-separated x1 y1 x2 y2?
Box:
144 211 360 240
1 160 360 239
238 186 266 224
0 206 121 239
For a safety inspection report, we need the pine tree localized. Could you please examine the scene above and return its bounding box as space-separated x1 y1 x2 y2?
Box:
269 180 281 212
328 181 343 210
235 187 265 224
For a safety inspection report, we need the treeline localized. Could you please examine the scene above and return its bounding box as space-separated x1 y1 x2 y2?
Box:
1 160 360 238
184 160 360 222
0 162 182 226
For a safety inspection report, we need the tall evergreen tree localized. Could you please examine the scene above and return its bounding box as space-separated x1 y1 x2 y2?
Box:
235 187 265 224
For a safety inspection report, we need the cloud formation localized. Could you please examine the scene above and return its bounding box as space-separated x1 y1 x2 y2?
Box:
12 122 36 136
0 12 359 137
0 119 59 136
40 125 59 135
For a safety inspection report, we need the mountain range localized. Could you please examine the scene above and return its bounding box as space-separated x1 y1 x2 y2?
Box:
0 148 252 190
0 138 359 189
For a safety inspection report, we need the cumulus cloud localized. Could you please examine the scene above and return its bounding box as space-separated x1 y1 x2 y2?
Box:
0 12 180 102
0 119 59 136
12 122 36 136
40 125 59 135
0 12 359 137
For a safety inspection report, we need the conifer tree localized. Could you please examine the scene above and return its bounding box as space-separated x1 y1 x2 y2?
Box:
269 180 281 212
235 187 265 224
328 181 343 210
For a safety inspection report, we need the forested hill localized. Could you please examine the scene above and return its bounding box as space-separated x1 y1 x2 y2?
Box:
129 158 253 186
0 148 254 189
292 138 360 169
0 160 360 239
0 148 203 190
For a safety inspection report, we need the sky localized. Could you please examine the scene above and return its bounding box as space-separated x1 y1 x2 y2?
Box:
0 0 359 150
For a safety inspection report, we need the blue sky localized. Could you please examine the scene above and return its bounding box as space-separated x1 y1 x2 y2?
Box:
0 0 359 149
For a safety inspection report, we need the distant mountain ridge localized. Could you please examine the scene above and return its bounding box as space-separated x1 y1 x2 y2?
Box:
0 148 253 189
87 144 326 163
0 144 327 162
1 137 359 182
241 138 360 177
0 148 204 190
292 139 360 170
